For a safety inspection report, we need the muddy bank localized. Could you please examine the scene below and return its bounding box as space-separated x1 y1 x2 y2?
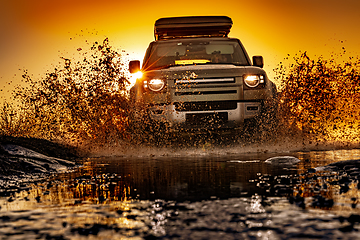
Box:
0 136 79 161
0 136 79 196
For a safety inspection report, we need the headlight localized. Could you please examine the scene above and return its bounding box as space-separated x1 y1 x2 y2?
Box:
244 75 265 88
144 79 165 92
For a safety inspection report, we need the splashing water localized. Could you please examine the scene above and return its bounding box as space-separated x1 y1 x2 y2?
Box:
0 40 359 153
275 50 360 146
1 38 131 146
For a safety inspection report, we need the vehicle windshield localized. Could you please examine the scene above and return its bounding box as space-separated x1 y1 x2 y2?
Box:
142 39 249 70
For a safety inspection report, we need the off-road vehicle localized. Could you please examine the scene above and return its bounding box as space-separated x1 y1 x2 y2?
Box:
129 16 277 137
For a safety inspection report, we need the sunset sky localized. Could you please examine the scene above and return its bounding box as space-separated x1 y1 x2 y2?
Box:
1 0 359 101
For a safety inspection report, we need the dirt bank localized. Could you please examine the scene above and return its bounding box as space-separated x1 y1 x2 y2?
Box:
0 136 79 176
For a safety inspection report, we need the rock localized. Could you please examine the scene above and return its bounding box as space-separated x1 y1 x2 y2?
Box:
0 136 79 160
264 156 300 165
1 144 75 171
0 136 79 192
0 136 78 177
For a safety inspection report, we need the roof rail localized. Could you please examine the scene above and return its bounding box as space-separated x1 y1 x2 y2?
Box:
154 16 233 40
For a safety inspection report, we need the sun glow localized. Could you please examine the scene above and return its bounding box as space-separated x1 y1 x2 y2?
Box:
129 71 143 86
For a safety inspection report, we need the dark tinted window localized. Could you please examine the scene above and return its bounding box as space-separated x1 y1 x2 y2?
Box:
143 39 249 70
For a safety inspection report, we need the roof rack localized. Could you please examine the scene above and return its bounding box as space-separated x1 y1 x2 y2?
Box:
154 16 233 40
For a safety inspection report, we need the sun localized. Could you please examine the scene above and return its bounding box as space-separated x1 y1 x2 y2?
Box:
129 71 143 86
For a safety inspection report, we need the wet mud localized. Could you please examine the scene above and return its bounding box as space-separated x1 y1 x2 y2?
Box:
0 137 77 199
1 140 360 239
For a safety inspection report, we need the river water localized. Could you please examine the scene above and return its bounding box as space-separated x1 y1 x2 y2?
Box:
1 142 360 239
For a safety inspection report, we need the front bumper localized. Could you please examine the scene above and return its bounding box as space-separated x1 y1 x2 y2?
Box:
147 101 262 130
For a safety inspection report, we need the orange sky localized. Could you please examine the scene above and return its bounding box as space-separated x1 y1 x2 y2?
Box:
1 0 360 101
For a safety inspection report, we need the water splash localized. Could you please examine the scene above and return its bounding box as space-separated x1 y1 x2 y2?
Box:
0 40 359 153
1 38 131 146
275 50 360 145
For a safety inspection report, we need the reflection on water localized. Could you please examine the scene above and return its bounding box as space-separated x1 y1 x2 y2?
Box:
2 148 360 210
74 154 297 201
0 153 295 210
1 148 360 239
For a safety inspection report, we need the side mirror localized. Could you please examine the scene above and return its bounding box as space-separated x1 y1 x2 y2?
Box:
252 56 264 68
129 60 141 73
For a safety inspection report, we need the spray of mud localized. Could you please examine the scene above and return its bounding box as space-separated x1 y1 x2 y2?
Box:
1 38 131 148
0 39 359 156
275 50 360 146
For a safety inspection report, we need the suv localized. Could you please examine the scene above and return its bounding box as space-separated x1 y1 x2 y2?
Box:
129 16 277 136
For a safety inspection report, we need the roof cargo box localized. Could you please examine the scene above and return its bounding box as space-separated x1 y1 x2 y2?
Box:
154 16 233 40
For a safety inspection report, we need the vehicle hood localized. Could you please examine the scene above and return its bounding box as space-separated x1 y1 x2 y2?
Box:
143 64 266 80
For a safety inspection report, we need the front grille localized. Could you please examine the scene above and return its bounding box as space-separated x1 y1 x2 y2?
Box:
175 101 237 111
186 112 228 125
175 77 235 85
175 90 237 96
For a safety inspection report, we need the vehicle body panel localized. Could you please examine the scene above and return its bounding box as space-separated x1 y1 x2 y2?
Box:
129 17 277 133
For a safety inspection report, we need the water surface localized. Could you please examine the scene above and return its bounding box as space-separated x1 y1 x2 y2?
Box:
1 147 360 239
